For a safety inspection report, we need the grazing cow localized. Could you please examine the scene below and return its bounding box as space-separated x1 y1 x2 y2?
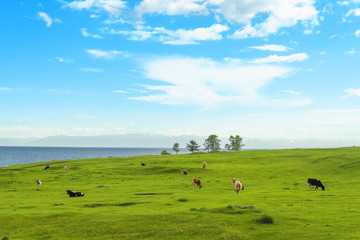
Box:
44 165 50 171
66 190 85 197
35 180 41 190
232 178 238 187
307 178 325 190
202 162 207 170
192 178 202 189
64 166 69 173
141 163 146 166
182 171 188 175
234 179 244 194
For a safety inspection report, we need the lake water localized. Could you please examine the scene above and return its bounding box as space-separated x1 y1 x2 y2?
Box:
0 146 187 167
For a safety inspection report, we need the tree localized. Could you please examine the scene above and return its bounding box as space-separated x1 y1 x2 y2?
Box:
203 134 221 152
172 143 180 154
225 135 246 151
186 140 200 153
161 150 170 155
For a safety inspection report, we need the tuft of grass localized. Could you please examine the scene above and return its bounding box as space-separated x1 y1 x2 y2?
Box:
256 215 274 224
214 205 244 215
177 198 188 202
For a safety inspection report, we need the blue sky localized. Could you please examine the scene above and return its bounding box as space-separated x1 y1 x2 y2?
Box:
1 0 360 147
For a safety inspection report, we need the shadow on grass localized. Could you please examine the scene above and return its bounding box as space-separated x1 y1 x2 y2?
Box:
84 202 150 208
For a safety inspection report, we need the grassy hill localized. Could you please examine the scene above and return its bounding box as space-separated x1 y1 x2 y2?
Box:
0 147 359 240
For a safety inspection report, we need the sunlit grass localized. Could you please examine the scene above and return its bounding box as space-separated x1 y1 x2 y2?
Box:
0 147 359 239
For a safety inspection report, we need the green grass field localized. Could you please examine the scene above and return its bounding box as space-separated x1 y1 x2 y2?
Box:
1 147 359 240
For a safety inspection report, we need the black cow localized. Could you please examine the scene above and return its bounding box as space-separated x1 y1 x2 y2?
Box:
66 190 85 197
182 171 188 175
44 165 50 171
307 178 325 190
141 163 146 166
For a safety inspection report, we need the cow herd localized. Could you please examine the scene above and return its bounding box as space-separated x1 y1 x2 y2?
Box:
34 160 325 198
189 162 325 194
35 165 85 197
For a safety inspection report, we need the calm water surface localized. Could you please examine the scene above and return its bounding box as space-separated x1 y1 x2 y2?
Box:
0 146 184 167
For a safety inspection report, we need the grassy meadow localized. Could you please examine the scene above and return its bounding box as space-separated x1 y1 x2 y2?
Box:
0 147 359 240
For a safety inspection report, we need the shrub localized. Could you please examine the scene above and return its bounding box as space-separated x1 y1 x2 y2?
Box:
256 215 274 224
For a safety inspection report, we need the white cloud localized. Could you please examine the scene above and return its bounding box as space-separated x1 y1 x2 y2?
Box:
337 1 350 6
355 30 360 36
346 8 360 17
38 12 53 27
249 44 290 52
250 53 308 64
81 68 103 72
345 48 357 55
86 49 122 59
64 0 319 40
217 0 319 38
162 24 229 44
341 88 360 98
54 57 74 63
0 87 11 91
135 0 208 17
47 89 72 94
114 90 129 93
107 24 228 44
74 115 96 119
65 0 127 16
129 56 307 106
280 90 301 95
81 28 103 39
0 126 125 138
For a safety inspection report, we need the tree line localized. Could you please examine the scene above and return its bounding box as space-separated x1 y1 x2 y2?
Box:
169 135 245 154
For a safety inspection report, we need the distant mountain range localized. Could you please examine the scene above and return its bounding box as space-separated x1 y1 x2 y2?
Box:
0 134 357 149
0 134 205 148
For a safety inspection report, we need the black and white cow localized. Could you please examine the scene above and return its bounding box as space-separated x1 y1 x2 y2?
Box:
307 178 325 190
66 190 85 197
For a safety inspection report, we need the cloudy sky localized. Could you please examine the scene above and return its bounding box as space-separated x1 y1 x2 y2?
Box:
1 0 360 147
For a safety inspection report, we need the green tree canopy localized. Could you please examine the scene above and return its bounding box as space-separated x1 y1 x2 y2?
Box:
204 134 221 152
225 135 246 151
172 143 180 154
161 150 170 155
186 140 200 152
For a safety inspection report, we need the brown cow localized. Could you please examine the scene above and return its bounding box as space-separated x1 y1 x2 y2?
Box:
202 162 207 170
234 179 244 194
192 178 202 189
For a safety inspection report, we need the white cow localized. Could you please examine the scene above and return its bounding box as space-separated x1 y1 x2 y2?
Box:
36 180 41 190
